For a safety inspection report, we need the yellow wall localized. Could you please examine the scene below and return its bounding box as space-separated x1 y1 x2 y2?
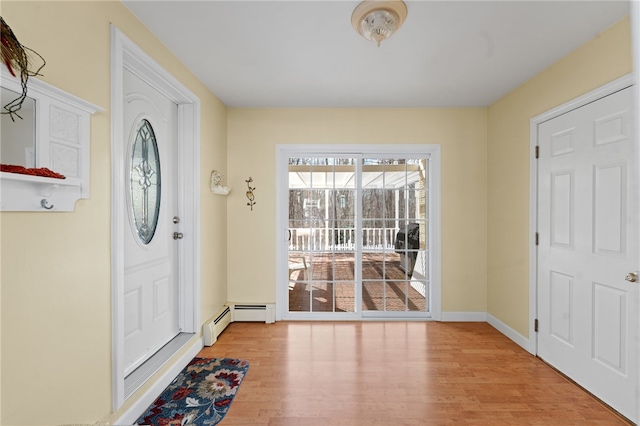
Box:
0 1 632 423
486 18 632 337
227 108 488 313
0 2 228 424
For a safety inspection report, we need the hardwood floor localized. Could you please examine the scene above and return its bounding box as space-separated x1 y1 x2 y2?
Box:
197 321 631 425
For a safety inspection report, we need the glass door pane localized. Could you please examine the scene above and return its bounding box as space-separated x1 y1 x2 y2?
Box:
361 157 429 315
288 157 357 314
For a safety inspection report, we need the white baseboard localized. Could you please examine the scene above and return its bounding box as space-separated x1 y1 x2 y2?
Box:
440 311 487 322
487 313 533 354
113 337 204 425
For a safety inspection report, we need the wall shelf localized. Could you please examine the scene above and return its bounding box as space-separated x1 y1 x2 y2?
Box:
0 171 78 187
211 185 230 195
0 171 84 211
210 170 230 195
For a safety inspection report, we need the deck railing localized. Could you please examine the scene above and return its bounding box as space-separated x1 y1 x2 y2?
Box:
289 227 398 251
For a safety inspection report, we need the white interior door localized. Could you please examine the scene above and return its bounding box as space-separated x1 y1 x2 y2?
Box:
123 69 180 375
538 86 638 422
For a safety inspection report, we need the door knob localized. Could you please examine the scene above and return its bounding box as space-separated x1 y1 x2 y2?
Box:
625 272 638 283
173 232 184 240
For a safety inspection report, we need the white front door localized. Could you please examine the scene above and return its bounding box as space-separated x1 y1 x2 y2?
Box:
123 69 180 375
537 86 638 422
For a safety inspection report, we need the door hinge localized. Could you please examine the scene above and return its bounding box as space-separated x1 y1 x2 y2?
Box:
535 232 539 246
535 146 539 159
534 319 539 332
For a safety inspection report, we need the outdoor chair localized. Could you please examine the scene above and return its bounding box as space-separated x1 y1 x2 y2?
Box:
288 256 307 281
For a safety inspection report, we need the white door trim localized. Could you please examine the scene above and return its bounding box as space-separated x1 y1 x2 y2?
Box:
275 144 441 322
110 26 202 411
528 74 634 356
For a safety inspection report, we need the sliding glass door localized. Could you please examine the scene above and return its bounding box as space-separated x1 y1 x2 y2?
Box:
287 156 358 315
278 146 439 320
361 158 428 316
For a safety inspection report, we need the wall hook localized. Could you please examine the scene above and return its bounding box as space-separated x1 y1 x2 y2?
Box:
245 177 256 211
41 199 54 210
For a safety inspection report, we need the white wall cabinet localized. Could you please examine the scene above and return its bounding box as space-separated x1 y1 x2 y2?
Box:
1 68 102 211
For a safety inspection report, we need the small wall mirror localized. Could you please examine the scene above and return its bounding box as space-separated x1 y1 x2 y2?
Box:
1 87 36 168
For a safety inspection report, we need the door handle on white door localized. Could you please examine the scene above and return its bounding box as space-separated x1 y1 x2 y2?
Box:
173 232 184 240
624 272 638 283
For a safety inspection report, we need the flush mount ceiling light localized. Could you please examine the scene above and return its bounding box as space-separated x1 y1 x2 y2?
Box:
351 0 408 47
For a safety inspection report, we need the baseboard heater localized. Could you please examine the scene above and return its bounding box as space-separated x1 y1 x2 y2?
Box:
231 303 276 323
203 303 275 346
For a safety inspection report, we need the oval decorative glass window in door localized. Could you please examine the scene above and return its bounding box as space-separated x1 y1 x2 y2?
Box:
130 119 161 244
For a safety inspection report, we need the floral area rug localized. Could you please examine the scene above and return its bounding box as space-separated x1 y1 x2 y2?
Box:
136 357 249 426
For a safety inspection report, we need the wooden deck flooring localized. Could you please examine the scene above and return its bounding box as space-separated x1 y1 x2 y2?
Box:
198 321 631 425
289 253 427 313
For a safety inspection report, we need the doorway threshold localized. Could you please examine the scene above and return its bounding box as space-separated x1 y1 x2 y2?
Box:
124 332 195 399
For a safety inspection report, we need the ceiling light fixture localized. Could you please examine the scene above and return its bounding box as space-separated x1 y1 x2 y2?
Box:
351 0 408 47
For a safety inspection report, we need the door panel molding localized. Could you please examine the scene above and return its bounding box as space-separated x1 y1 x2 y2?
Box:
110 25 201 411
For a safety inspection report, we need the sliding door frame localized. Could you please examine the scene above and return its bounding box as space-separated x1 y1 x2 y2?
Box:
275 144 441 321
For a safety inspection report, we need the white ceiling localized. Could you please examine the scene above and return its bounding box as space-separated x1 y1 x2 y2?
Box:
123 0 629 108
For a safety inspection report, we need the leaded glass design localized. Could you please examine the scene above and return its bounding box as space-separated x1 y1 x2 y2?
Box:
130 119 161 244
